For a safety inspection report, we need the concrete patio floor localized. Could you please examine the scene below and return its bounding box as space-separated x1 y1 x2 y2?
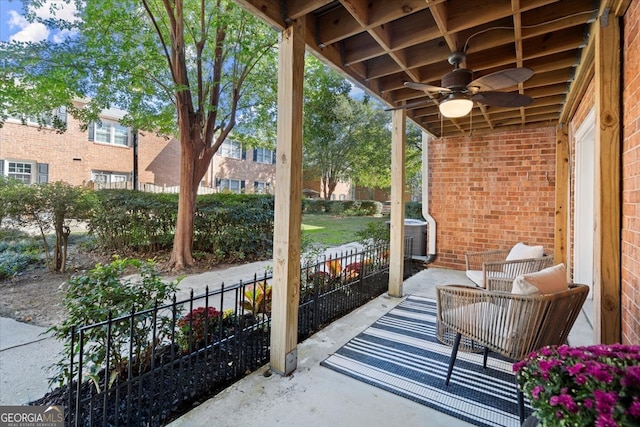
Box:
169 267 594 427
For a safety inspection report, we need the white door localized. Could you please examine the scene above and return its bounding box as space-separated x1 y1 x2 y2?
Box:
573 108 595 298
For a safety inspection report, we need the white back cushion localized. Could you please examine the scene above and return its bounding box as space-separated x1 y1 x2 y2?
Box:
506 242 544 261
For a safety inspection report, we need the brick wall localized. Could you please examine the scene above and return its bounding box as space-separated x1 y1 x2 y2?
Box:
428 126 556 270
0 112 180 186
622 0 640 345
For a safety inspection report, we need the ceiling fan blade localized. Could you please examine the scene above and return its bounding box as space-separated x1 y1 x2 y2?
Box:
472 91 534 108
404 82 451 93
468 67 534 91
384 99 433 111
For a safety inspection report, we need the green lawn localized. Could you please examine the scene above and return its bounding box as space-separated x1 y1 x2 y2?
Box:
301 214 387 247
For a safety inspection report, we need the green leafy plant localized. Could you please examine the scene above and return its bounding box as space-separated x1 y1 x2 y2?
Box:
356 220 390 249
515 344 640 426
48 258 180 389
242 280 272 316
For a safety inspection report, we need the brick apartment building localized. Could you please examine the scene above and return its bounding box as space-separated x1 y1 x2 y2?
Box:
0 100 276 194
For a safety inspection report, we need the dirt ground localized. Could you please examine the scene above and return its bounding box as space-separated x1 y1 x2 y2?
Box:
0 245 103 327
0 242 235 327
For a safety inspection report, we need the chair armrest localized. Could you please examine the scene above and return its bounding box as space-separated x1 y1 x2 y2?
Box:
486 277 514 292
465 249 509 271
481 255 555 286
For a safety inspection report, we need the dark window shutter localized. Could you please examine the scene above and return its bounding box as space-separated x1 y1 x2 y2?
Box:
37 163 49 183
56 107 67 125
215 178 221 187
241 180 246 192
272 150 276 164
241 149 246 160
88 122 95 141
0 160 4 175
253 149 257 162
254 181 258 190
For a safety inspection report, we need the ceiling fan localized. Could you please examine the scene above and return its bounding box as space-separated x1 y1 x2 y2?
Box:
389 51 534 118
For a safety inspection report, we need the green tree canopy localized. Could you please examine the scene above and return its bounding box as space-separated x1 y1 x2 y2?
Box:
1 0 278 270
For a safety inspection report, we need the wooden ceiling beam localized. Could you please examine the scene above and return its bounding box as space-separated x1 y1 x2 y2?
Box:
286 0 334 20
316 0 429 47
428 1 457 52
524 68 574 90
522 27 588 60
233 0 286 29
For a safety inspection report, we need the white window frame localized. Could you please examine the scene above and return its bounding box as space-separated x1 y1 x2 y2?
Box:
219 178 242 193
91 120 130 146
6 107 67 128
92 171 129 184
3 160 35 184
255 147 274 164
219 140 243 159
254 181 269 193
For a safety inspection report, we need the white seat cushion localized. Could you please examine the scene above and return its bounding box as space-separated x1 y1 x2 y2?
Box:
506 242 544 261
466 269 511 287
466 270 483 286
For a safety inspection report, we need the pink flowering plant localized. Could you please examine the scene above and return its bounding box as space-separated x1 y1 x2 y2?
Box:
514 344 640 426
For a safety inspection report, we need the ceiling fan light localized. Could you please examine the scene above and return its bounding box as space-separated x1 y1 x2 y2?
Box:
439 95 473 118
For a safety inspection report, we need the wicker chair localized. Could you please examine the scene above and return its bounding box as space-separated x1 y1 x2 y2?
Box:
465 248 553 289
436 283 589 423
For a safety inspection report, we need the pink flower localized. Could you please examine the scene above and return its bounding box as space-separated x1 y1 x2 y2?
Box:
627 399 640 417
531 385 544 400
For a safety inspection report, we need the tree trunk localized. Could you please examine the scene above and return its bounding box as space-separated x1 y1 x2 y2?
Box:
169 135 198 270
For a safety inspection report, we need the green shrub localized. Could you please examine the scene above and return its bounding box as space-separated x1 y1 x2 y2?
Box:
89 190 178 251
0 252 40 280
355 220 390 248
303 199 326 213
326 201 345 215
0 230 43 279
405 202 423 219
47 258 180 388
89 191 274 262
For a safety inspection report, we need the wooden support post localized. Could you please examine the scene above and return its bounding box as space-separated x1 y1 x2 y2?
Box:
554 125 569 267
388 109 406 297
594 10 621 344
270 19 305 375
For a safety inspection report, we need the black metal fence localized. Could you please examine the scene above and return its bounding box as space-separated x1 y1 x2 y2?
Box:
64 239 414 426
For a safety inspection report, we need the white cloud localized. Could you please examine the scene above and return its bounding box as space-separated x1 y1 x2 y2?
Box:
8 10 50 42
33 0 80 23
6 1 79 43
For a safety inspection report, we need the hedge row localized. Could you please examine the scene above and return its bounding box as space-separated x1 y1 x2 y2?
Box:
302 199 382 215
90 191 274 261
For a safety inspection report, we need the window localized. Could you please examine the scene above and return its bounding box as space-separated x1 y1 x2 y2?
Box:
6 107 67 128
0 160 48 184
92 171 129 184
254 181 270 193
219 140 244 159
8 161 33 184
89 120 130 146
217 179 245 194
253 147 275 164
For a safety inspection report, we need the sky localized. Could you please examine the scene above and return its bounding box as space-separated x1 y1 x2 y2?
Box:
0 0 77 43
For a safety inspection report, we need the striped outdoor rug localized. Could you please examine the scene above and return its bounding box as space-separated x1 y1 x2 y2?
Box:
320 296 532 427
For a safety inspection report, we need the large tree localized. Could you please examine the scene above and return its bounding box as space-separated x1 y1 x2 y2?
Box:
303 56 422 200
0 0 277 270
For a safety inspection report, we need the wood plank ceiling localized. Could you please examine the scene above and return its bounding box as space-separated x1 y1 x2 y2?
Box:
237 0 598 137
